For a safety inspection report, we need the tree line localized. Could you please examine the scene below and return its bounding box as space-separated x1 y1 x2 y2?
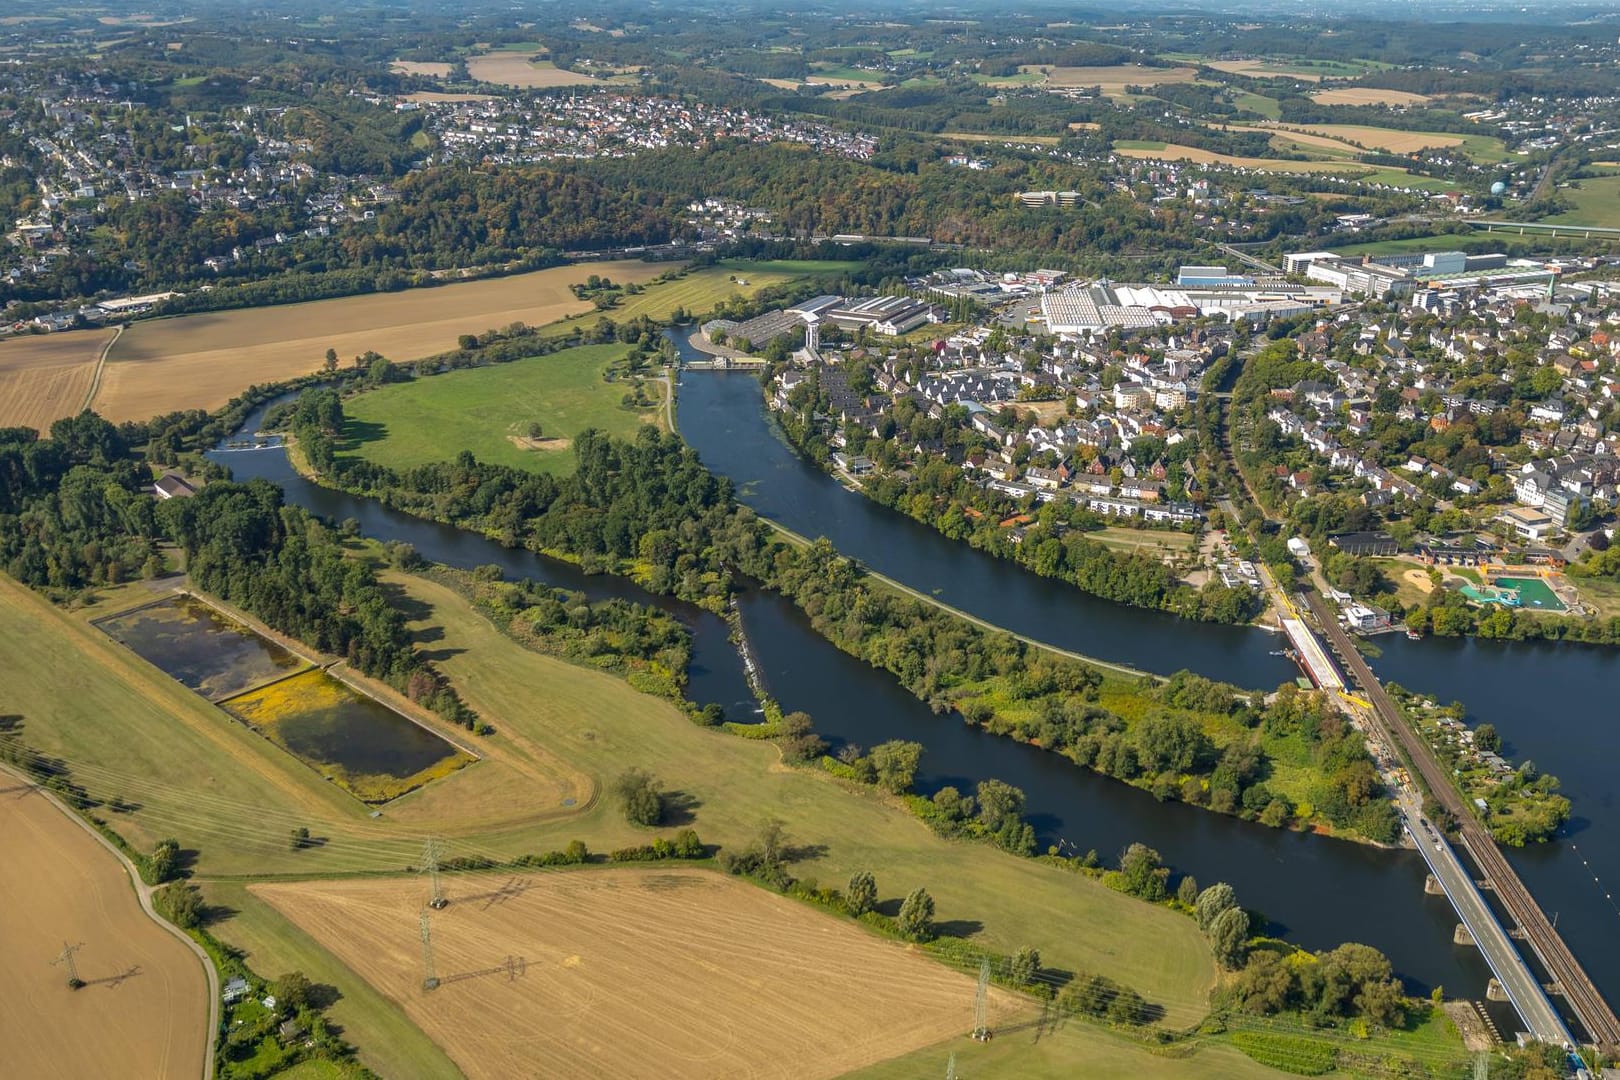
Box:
288 394 1397 842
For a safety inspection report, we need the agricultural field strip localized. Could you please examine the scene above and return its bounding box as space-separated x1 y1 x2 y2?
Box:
88 260 671 422
254 870 1030 1080
0 763 213 1080
0 326 116 430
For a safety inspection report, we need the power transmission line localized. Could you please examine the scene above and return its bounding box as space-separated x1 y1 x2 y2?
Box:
422 837 448 909
972 958 991 1041
51 940 85 989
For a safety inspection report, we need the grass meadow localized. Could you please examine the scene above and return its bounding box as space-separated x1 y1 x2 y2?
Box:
337 343 653 475
4 567 1232 1073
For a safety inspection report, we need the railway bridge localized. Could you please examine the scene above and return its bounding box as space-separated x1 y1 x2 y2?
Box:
1302 590 1620 1052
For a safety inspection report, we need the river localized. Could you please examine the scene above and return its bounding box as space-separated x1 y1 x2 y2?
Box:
670 341 1620 1025
216 379 1582 1029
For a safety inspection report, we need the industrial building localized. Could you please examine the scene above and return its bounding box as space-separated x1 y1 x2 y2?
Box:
1285 249 1556 299
1040 282 1338 335
1016 190 1083 208
823 295 937 336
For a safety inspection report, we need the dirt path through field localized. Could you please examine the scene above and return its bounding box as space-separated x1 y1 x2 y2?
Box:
78 322 123 412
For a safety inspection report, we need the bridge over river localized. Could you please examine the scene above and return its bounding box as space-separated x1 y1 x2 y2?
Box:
1303 590 1620 1052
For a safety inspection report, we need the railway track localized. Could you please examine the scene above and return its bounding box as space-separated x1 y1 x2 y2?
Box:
1303 590 1620 1051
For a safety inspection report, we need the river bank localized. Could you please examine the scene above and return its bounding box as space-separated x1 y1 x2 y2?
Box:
218 388 1514 1011
671 363 1620 1023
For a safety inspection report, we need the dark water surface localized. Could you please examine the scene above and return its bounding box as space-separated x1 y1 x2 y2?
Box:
229 671 466 785
96 595 300 699
215 380 1602 1022
673 353 1619 1019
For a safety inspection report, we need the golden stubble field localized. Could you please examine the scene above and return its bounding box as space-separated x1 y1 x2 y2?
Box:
1032 64 1198 94
0 327 116 429
0 781 209 1080
390 59 452 78
255 869 1028 1079
1286 123 1463 154
1310 87 1433 107
1114 143 1374 173
1205 59 1322 82
467 52 596 88
90 260 671 422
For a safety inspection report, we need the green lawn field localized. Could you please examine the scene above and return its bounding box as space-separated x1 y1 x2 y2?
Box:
1332 233 1499 256
1232 90 1282 119
715 257 864 275
1544 175 1620 229
337 343 652 475
850 1023 1284 1079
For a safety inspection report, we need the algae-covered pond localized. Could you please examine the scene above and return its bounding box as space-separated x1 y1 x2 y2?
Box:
96 595 304 700
223 670 473 803
98 594 472 803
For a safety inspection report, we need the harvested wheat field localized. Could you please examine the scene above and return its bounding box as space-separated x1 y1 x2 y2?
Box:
1034 64 1197 94
1206 59 1322 82
1114 143 1373 173
0 778 209 1080
0 327 116 429
90 260 669 422
256 869 1027 1079
390 60 452 78
401 91 495 103
468 52 596 87
1311 87 1432 107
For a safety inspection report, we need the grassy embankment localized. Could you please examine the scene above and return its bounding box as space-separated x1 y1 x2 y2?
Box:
0 570 1247 1075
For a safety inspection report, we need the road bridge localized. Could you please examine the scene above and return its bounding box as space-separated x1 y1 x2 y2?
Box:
1302 590 1620 1052
1406 809 1572 1045
1466 219 1620 240
1213 242 1283 274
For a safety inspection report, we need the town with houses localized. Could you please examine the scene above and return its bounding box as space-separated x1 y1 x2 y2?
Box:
408 91 878 166
748 247 1620 614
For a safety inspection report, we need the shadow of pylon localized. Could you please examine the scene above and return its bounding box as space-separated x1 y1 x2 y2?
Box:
457 876 534 911
439 956 527 987
82 966 142 989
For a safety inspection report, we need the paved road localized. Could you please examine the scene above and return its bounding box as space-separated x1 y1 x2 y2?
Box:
1403 802 1573 1045
1304 591 1620 1050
